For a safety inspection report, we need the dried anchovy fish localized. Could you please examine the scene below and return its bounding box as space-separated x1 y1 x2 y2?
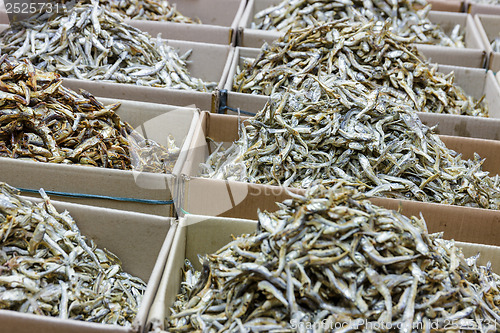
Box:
491 37 500 53
0 182 147 325
72 0 201 23
235 20 487 117
204 75 500 209
166 184 500 332
467 0 500 4
252 0 464 47
0 2 215 91
0 56 180 173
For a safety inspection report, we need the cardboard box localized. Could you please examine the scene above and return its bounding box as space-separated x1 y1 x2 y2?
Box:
465 0 500 16
179 111 500 237
0 98 199 217
0 0 247 45
146 213 500 330
474 14 500 72
0 24 234 112
0 198 176 333
220 48 500 137
237 2 486 67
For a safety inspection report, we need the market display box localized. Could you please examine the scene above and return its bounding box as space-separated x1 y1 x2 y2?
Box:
179 112 500 232
145 214 500 331
0 0 246 45
237 2 486 68
474 14 500 72
465 0 500 16
1 198 176 333
0 98 199 217
221 47 500 138
0 24 234 112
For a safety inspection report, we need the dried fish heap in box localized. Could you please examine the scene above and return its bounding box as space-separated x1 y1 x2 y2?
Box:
467 0 500 4
166 185 500 332
0 2 215 91
252 0 464 48
66 0 201 23
204 73 500 208
0 56 180 173
235 20 487 117
491 35 500 53
0 182 147 325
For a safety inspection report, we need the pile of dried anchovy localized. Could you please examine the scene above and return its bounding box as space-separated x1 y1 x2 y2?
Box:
0 2 214 90
78 0 201 22
167 185 500 331
467 0 500 4
203 76 500 209
0 182 147 325
0 56 179 173
252 0 464 48
235 20 487 117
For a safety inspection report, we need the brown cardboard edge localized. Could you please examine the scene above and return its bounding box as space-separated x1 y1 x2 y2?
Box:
136 223 177 333
466 1 500 16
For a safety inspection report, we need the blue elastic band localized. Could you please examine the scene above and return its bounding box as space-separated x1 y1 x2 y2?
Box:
17 187 173 205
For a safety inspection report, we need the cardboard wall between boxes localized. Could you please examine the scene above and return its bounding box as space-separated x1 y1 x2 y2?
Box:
147 214 500 329
221 47 500 139
0 24 233 112
180 112 500 246
237 2 486 67
0 198 176 333
0 98 199 217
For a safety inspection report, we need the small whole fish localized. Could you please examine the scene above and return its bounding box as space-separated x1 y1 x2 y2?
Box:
0 56 180 173
235 20 487 117
0 1 215 91
0 182 147 326
165 184 500 332
252 0 465 48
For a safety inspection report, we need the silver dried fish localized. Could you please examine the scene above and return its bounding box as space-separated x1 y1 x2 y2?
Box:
165 184 500 332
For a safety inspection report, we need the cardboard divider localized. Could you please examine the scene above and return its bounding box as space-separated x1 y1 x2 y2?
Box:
474 14 500 72
220 47 500 139
179 111 500 245
0 98 200 217
0 0 247 45
0 24 233 112
237 2 486 67
147 214 500 330
466 0 500 15
0 198 176 333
